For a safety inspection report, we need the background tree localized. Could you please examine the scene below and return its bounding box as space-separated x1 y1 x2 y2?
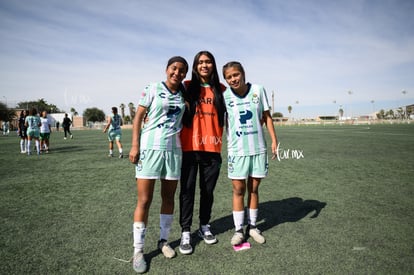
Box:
0 102 16 122
288 105 292 114
83 107 106 122
386 109 395 119
124 115 131 124
16 98 60 113
272 112 283 118
377 109 385 119
70 107 79 116
339 108 344 119
396 107 405 119
128 102 135 119
119 103 125 119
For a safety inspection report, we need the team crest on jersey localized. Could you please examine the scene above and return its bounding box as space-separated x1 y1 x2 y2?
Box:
252 93 259 104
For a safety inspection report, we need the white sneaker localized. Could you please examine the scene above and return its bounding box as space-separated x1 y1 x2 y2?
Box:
132 251 147 273
248 226 266 244
231 231 244 246
158 239 176 258
198 224 217 244
179 231 193 255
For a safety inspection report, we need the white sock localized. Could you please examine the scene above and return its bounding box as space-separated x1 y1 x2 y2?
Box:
248 208 258 227
133 222 146 253
160 214 173 241
35 140 40 153
27 140 31 153
109 149 113 155
119 148 123 154
232 210 245 231
20 140 25 151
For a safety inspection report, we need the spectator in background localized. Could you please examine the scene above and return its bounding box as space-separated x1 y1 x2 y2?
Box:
62 113 73 139
18 110 28 153
2 121 9 135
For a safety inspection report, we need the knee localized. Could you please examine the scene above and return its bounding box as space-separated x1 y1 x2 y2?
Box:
233 186 245 197
136 196 152 211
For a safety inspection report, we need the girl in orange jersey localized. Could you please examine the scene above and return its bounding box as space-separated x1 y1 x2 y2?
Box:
179 51 226 255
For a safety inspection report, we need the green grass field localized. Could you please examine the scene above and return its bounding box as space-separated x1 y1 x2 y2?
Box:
1 124 413 274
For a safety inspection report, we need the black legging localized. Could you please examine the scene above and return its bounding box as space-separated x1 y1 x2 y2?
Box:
64 126 72 137
179 151 222 232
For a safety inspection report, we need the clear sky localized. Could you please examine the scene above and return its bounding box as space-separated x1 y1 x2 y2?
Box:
1 0 413 119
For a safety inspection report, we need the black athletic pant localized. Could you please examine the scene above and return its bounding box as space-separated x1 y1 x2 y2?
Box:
63 126 72 137
179 151 222 232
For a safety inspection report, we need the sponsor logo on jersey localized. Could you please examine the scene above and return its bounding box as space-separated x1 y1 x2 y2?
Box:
239 110 253 124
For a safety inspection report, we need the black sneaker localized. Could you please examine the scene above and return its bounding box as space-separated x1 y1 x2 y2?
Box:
179 231 193 255
198 224 217 244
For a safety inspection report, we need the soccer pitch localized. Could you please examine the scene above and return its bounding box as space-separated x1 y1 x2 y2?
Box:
1 123 413 274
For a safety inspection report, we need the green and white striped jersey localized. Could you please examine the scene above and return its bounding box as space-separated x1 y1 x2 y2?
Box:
224 83 270 156
109 114 122 131
139 82 185 151
25 115 41 131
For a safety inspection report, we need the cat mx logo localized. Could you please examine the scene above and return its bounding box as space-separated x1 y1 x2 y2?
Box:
239 110 253 124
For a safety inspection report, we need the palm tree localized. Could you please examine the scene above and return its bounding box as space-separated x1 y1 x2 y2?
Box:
119 103 126 119
128 102 135 119
288 105 292 114
339 108 344 119
70 107 78 116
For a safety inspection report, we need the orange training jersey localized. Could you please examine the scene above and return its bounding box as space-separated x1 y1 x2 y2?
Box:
181 81 225 153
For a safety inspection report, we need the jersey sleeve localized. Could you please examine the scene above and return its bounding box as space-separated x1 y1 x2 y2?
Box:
261 86 271 112
139 84 155 108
